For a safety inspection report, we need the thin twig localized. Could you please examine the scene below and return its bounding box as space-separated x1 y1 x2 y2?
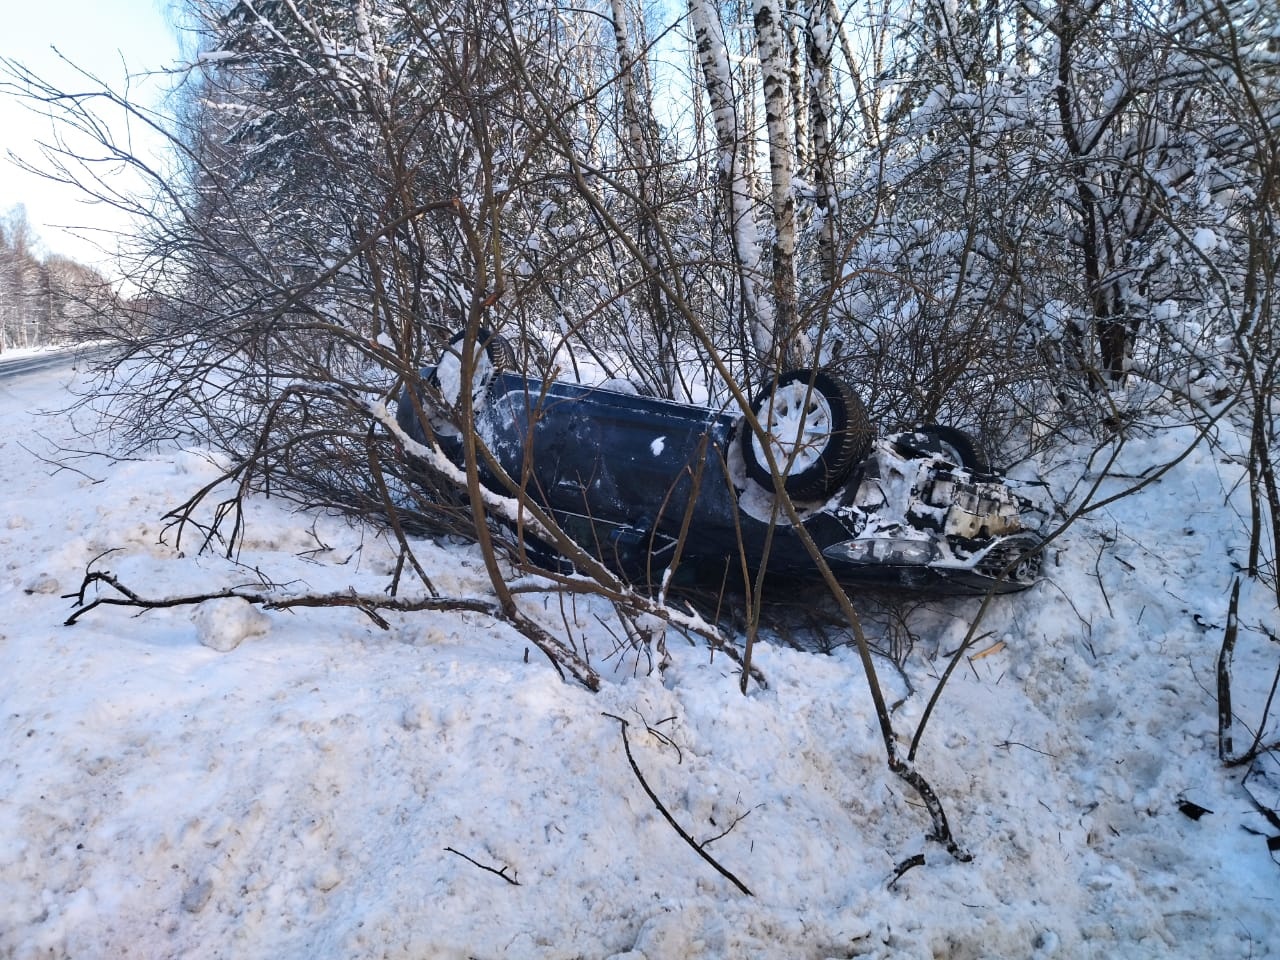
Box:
996 740 1059 759
444 847 520 886
700 806 758 848
16 440 104 484
604 713 753 896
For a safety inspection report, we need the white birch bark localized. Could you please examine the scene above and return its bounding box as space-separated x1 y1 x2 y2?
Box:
752 0 801 365
805 0 838 286
609 0 649 171
688 0 776 363
785 0 809 171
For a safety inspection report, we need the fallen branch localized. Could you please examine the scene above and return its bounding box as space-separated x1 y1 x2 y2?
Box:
444 846 520 885
63 569 500 626
604 712 753 896
1218 577 1241 761
63 568 601 690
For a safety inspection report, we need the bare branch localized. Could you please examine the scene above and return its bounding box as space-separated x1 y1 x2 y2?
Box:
443 847 520 886
604 712 753 897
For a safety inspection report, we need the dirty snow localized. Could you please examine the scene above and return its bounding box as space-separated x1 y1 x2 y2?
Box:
0 357 1276 959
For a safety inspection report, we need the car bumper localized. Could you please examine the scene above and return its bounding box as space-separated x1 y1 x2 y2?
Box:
822 536 1040 595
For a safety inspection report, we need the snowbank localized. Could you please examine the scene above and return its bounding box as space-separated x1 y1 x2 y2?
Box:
0 361 1275 958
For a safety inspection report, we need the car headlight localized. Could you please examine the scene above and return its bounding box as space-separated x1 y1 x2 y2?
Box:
823 538 938 564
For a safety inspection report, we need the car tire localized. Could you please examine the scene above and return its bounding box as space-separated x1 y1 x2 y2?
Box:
428 329 513 436
918 424 990 474
742 369 872 501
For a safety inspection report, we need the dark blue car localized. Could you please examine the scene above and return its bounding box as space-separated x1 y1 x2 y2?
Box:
396 331 1044 595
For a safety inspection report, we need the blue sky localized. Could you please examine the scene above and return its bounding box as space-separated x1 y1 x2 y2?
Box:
0 0 181 271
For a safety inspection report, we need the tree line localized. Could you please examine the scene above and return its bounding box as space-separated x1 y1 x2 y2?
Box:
0 204 116 352
13 0 1262 444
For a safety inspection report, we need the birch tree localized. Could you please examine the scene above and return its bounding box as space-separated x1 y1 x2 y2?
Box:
688 0 776 362
751 0 803 366
803 0 839 288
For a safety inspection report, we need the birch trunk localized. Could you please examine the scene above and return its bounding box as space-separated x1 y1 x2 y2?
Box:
785 0 809 171
753 0 802 366
688 0 776 363
805 0 838 287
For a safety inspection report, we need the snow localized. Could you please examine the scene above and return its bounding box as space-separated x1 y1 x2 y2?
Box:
1 345 54 360
193 50 236 64
193 597 271 652
0 360 1277 958
1194 227 1220 252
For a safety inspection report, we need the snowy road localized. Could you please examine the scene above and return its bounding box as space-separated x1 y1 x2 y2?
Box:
0 344 105 381
0 351 73 379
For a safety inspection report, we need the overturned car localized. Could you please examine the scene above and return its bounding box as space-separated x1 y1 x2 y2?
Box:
395 331 1045 596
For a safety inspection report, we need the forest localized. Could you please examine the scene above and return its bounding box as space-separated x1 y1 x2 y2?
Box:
1 0 1270 469
0 204 114 352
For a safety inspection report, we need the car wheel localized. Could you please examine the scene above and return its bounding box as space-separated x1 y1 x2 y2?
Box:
429 329 513 438
918 424 990 474
742 369 872 501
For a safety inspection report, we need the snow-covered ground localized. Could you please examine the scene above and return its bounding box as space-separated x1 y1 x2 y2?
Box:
1 359 1276 959
0 345 64 360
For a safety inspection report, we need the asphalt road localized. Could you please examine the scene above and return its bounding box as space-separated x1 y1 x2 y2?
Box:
0 347 97 380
